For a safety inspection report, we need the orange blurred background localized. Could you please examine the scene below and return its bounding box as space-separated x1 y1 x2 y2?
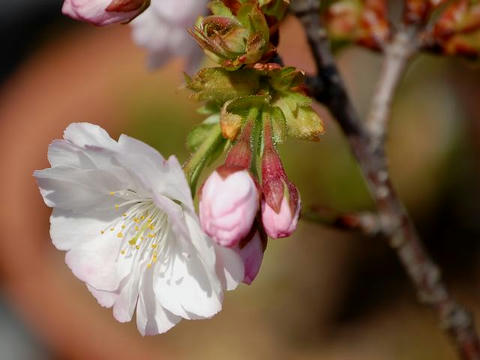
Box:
0 3 479 359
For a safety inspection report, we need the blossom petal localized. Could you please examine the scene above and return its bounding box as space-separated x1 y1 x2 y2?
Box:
154 235 222 319
65 227 133 291
115 137 193 209
34 167 127 210
49 206 119 251
112 255 148 323
136 266 181 335
87 285 119 308
63 122 118 149
214 244 244 291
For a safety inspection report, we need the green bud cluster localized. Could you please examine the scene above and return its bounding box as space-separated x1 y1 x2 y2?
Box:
190 0 272 70
184 0 324 189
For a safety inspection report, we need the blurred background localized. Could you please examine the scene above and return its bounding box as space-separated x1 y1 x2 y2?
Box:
0 1 479 359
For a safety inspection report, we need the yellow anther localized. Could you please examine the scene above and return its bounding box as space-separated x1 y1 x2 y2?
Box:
121 225 126 229
141 216 145 220
100 230 105 235
115 204 120 210
151 244 157 249
148 234 155 238
134 226 139 231
134 218 139 223
110 191 115 196
128 239 137 246
148 225 155 231
117 232 124 238
122 213 127 217
121 250 126 255
136 245 140 250
110 228 114 231
147 263 152 268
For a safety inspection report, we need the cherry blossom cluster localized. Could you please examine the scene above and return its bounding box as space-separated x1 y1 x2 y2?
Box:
35 0 316 336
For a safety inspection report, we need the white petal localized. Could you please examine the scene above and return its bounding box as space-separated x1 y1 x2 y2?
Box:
50 206 118 251
214 245 244 291
87 284 119 308
154 236 222 319
63 122 118 149
118 134 165 164
35 167 127 210
184 211 216 268
136 265 181 335
152 0 205 24
65 227 133 291
115 140 193 210
112 256 146 323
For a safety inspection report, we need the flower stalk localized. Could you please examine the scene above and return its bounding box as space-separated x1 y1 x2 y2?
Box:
184 123 224 193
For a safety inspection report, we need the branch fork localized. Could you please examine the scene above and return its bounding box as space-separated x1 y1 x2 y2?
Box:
291 1 480 359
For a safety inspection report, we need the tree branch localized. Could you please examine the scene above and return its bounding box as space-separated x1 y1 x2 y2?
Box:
291 1 480 359
366 26 419 151
302 207 387 236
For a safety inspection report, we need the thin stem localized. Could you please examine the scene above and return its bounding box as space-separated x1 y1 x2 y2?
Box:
366 26 419 151
183 124 223 194
291 1 480 359
302 207 386 236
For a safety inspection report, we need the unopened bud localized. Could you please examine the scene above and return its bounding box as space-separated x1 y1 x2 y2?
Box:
261 121 301 239
200 167 260 247
199 120 259 247
62 0 149 26
189 3 270 69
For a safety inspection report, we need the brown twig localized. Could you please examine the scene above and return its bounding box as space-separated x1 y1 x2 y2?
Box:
291 1 480 359
302 207 387 236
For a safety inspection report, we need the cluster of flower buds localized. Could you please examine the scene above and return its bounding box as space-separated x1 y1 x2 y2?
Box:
189 0 288 70
325 0 390 51
199 118 300 284
424 0 480 58
404 0 447 25
63 0 150 26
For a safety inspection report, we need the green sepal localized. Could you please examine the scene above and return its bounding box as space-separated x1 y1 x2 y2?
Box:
197 102 221 115
267 67 305 92
273 92 325 141
220 95 270 140
208 0 235 18
187 114 221 152
259 0 290 21
264 105 287 144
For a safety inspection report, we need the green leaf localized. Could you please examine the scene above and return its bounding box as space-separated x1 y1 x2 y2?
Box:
186 67 261 105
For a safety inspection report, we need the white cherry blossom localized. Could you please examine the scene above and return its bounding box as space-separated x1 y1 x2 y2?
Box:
34 123 243 335
130 0 207 71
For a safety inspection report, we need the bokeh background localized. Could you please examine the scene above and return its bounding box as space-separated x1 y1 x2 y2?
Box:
0 1 479 359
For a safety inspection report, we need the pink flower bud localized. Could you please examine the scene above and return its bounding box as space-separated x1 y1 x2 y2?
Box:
62 0 148 26
199 167 260 247
261 120 301 239
262 190 301 238
236 229 267 285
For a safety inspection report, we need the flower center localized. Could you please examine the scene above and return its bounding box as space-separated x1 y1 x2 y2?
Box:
100 190 170 268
